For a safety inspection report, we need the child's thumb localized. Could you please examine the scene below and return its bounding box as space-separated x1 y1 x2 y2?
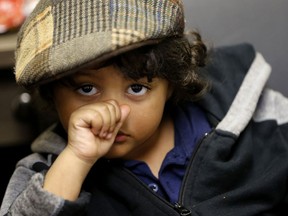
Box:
112 105 130 135
120 105 130 123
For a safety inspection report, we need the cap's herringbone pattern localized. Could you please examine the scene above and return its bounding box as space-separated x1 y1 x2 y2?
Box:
53 0 111 45
15 0 185 88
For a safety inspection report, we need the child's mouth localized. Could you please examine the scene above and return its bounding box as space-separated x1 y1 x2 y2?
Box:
114 131 128 143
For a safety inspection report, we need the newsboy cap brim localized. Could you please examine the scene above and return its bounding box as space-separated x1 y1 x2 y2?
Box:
15 0 185 89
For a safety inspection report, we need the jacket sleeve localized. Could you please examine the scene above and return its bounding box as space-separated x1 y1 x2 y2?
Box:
0 153 90 216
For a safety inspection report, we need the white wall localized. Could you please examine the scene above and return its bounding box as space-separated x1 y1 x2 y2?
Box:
183 0 288 96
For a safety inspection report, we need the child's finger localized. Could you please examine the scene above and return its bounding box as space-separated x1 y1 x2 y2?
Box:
98 101 121 138
112 105 130 136
86 109 103 136
105 100 121 133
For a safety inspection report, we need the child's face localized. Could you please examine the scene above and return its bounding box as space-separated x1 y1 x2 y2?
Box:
52 65 172 160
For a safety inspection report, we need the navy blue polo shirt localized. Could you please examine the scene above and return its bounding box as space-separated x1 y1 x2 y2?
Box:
123 103 211 204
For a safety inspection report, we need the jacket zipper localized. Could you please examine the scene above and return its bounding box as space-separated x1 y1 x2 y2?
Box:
121 130 213 216
177 130 213 207
173 202 192 216
122 166 194 215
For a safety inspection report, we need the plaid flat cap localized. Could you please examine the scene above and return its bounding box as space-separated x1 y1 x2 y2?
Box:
15 0 185 89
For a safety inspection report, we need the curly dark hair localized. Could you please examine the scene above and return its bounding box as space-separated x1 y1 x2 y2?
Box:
113 31 209 103
39 31 209 104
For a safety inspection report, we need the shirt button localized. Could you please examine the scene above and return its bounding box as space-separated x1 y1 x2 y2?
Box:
148 183 159 192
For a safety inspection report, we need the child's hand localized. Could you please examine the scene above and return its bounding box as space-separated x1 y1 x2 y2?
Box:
67 100 130 165
44 100 130 200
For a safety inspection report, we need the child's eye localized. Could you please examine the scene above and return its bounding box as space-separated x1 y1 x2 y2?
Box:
76 84 98 96
127 84 149 96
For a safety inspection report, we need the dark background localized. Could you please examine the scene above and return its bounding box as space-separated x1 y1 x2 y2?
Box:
183 0 288 96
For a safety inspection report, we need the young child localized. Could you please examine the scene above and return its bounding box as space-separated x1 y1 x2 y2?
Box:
1 0 288 215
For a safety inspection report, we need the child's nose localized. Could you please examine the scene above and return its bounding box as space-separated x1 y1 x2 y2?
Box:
100 91 124 104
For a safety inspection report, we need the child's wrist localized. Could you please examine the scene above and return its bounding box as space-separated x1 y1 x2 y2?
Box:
43 146 95 201
64 145 98 168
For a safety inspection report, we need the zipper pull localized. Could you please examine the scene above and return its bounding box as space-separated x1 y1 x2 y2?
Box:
174 203 191 216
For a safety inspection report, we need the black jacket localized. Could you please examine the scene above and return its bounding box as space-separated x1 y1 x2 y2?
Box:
2 43 288 216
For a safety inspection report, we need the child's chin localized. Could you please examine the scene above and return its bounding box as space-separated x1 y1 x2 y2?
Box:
104 147 128 160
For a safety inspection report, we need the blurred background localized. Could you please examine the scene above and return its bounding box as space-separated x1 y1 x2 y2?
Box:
0 0 287 202
183 0 288 95
0 0 43 202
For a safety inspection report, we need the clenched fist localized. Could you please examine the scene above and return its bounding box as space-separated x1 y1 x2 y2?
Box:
67 100 130 165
